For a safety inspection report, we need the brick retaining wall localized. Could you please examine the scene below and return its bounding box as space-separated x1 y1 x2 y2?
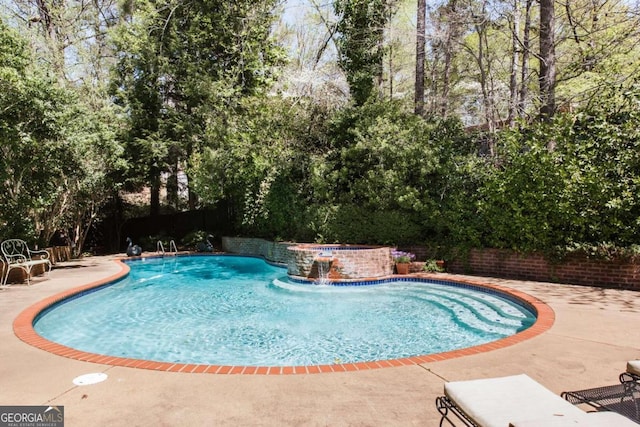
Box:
221 237 291 264
446 248 640 290
222 238 640 290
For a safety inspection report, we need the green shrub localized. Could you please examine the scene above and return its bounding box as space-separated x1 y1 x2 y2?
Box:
309 204 423 245
477 86 640 257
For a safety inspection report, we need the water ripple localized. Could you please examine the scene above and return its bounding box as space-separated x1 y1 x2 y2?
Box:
34 256 536 366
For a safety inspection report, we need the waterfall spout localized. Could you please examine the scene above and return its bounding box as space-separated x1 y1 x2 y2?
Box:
314 251 333 285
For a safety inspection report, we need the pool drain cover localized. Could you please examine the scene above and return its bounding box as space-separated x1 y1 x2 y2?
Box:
73 373 108 386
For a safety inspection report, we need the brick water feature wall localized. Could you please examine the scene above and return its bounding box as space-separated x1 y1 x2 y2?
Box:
221 238 394 281
446 248 640 290
287 244 393 281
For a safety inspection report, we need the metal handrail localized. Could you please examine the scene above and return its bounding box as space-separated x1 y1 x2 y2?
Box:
156 241 165 254
169 240 177 253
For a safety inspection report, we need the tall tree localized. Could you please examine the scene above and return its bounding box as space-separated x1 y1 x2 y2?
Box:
0 17 123 247
334 0 394 105
439 0 461 118
471 0 497 130
539 0 556 119
271 0 347 105
415 0 426 115
555 0 640 106
518 0 533 118
427 0 464 118
3 0 119 86
507 0 519 125
111 0 283 215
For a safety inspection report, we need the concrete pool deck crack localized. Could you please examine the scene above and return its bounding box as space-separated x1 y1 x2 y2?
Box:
543 332 639 350
416 364 451 382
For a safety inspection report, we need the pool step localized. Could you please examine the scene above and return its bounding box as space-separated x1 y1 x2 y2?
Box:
404 286 533 336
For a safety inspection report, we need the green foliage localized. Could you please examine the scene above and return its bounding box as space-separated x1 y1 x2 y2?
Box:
5 0 640 262
111 0 285 205
309 204 422 245
139 233 177 252
556 1 640 106
323 100 438 209
423 259 444 273
210 83 640 260
0 20 73 243
181 230 210 248
477 84 640 257
298 113 479 248
479 137 568 252
189 95 320 239
0 18 125 249
305 100 472 246
334 0 393 105
188 97 474 246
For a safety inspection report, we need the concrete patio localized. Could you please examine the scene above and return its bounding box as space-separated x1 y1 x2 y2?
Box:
1 255 638 426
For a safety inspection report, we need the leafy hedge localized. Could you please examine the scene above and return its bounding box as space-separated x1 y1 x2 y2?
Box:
213 88 640 260
478 86 640 258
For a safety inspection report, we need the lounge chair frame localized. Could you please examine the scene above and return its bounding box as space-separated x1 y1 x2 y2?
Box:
562 380 640 423
1 239 52 286
621 372 640 384
435 395 476 427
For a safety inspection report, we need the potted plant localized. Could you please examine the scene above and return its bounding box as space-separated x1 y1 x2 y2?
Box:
392 250 415 274
423 259 445 273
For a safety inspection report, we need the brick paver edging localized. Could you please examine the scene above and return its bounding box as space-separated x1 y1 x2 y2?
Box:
13 257 555 375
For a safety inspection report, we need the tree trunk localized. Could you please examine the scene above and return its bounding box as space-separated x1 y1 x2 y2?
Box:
166 160 180 211
508 0 519 125
518 0 532 118
187 176 198 210
429 50 440 114
35 0 66 82
388 43 394 99
374 1 386 98
74 205 96 258
473 1 495 135
477 23 494 135
150 169 161 217
539 0 556 120
415 0 426 116
440 0 459 118
441 32 453 118
166 171 179 211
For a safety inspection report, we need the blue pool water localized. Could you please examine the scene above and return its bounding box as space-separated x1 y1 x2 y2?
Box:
34 255 536 366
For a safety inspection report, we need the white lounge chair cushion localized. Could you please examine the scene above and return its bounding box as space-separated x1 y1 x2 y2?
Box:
444 374 602 427
510 411 639 426
627 360 640 376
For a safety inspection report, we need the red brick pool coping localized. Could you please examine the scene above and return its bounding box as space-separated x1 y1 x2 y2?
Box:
13 257 555 375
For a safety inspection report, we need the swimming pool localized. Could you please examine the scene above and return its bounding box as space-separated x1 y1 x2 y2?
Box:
32 255 537 367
